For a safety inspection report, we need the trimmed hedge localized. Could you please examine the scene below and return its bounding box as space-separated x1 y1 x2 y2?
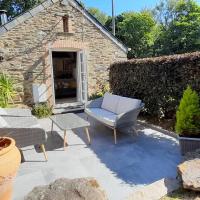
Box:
109 52 200 118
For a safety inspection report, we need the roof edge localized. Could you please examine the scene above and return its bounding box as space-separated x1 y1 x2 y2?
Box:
67 0 128 53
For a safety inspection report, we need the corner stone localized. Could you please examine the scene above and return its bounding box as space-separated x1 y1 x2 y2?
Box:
178 150 200 191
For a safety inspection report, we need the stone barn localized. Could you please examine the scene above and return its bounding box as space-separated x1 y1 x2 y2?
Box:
0 0 127 109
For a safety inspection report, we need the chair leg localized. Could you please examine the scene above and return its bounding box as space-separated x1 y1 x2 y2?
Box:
113 129 117 144
19 149 25 163
63 130 68 150
40 144 48 161
85 127 91 145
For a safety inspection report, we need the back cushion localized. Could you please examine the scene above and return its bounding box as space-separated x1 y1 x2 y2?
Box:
101 93 120 113
116 97 141 114
0 116 9 128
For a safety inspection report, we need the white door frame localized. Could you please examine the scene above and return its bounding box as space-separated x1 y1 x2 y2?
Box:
49 48 87 106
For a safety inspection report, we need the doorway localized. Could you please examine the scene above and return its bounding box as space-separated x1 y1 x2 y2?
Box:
52 51 77 104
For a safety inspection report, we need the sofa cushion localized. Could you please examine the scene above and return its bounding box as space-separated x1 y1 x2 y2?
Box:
116 96 141 114
85 108 117 127
0 116 9 128
101 92 120 114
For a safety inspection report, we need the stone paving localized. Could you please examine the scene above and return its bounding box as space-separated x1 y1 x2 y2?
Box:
13 113 181 200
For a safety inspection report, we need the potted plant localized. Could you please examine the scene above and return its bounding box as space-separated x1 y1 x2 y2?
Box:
0 137 21 200
175 86 200 155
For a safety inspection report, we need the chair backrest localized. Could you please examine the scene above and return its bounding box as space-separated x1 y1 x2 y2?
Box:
101 92 142 114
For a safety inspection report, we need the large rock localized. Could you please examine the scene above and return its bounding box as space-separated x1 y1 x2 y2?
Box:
178 150 200 191
25 178 107 200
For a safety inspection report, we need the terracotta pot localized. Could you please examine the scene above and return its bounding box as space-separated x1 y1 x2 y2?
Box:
0 137 21 200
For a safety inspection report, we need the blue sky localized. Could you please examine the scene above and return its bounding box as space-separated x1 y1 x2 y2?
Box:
81 0 200 15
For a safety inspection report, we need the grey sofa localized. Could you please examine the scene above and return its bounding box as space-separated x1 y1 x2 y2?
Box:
85 93 144 144
0 108 48 161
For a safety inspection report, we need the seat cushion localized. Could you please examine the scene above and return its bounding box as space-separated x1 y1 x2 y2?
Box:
101 92 120 114
116 96 141 114
0 108 32 117
85 108 117 127
3 116 41 128
0 116 9 128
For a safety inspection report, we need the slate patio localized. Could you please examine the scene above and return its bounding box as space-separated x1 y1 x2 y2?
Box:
13 113 181 200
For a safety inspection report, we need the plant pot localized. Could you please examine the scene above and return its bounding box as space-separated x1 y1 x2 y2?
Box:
179 136 200 155
0 137 21 200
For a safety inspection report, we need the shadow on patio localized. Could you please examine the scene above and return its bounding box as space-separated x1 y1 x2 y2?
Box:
72 115 181 186
33 113 181 186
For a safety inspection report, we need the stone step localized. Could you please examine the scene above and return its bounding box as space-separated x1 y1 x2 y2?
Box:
53 105 84 115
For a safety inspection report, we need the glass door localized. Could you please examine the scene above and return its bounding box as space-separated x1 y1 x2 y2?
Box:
77 50 88 103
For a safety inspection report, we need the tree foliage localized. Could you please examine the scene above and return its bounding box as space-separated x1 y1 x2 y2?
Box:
0 0 42 20
153 0 200 56
88 7 108 25
117 11 156 58
106 0 200 58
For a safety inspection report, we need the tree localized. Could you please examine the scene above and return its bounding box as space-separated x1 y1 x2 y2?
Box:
88 7 108 25
117 11 156 58
153 0 177 27
175 86 200 137
0 0 42 21
105 14 124 39
153 0 200 56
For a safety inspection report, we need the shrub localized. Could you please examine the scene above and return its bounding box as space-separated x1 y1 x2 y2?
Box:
0 73 16 108
89 83 110 100
32 103 52 119
175 86 200 137
109 52 200 118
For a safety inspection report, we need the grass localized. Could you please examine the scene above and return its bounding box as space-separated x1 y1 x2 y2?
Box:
161 188 200 200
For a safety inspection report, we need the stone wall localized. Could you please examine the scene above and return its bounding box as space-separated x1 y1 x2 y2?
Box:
0 1 127 105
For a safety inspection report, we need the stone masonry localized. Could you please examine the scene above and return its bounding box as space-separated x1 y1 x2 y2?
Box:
0 0 127 106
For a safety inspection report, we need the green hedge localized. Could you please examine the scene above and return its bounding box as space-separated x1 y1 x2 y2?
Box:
109 52 200 118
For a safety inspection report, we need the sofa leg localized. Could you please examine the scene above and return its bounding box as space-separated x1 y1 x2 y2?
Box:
41 144 48 161
133 127 138 136
114 129 117 144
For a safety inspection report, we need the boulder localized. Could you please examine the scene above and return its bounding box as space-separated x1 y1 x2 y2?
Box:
25 178 107 200
178 150 200 191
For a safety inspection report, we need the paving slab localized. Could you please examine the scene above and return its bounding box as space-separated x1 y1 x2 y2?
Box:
13 113 181 200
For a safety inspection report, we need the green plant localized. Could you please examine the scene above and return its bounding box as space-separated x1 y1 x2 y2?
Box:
175 86 200 137
0 73 16 108
32 103 52 119
89 84 110 100
110 51 200 118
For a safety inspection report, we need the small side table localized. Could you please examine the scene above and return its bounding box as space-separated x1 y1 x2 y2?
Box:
50 113 91 150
